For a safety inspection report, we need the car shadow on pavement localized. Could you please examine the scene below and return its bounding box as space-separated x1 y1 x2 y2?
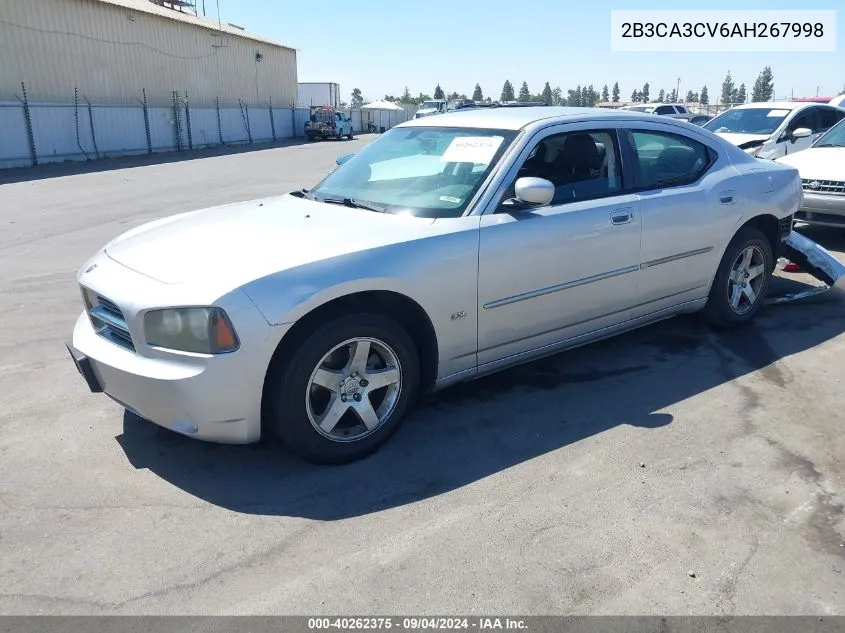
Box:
117 274 845 520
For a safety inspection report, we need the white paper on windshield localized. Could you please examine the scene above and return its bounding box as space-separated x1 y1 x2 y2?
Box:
440 136 504 164
767 109 790 117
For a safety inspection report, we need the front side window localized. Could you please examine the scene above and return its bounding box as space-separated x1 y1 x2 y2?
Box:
787 109 815 133
655 105 675 115
703 108 791 135
629 130 714 189
509 130 623 205
310 126 518 218
675 106 688 114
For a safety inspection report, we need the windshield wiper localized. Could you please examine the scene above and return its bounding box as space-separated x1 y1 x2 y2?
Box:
291 188 318 200
321 196 389 213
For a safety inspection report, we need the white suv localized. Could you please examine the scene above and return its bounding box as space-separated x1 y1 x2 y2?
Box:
702 101 845 159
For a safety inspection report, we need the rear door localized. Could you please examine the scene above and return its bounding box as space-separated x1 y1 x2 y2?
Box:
620 122 743 318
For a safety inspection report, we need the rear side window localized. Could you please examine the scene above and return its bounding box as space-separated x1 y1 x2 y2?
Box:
629 130 715 189
655 105 675 115
675 106 688 114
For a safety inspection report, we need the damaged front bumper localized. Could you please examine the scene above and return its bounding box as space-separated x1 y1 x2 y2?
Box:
769 231 845 304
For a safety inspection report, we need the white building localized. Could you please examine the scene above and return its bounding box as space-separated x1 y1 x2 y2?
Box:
0 0 298 106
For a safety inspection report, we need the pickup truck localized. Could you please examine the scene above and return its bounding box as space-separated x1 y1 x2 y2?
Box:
413 99 448 119
304 108 354 141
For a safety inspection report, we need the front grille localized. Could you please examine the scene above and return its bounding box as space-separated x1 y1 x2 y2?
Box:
801 179 845 195
86 293 135 352
778 214 794 239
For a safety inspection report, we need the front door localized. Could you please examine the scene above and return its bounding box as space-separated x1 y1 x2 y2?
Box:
476 125 642 367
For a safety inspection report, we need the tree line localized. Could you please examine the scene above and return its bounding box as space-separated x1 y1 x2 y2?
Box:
348 66 779 109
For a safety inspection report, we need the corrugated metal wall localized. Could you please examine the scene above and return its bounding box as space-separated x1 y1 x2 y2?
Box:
0 0 297 107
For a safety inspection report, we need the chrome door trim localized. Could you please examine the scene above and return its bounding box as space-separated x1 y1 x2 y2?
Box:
640 246 714 269
482 264 639 310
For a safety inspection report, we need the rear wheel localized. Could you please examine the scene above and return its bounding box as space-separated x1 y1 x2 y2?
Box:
347 128 354 140
701 227 772 328
268 313 419 464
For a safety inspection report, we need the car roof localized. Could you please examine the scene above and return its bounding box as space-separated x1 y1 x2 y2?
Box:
398 106 676 131
730 101 815 111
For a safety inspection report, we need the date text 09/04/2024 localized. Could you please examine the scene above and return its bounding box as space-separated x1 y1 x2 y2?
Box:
307 618 528 630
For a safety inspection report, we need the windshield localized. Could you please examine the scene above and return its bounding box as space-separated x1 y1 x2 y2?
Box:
814 119 845 147
703 108 791 135
310 126 518 218
420 101 441 110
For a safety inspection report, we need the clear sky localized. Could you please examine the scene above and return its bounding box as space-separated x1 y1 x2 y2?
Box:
210 0 844 103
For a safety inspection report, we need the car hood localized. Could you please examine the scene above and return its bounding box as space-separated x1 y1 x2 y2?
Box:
776 147 845 180
104 195 436 286
714 132 770 147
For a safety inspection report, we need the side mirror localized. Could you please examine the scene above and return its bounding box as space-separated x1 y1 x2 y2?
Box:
513 177 555 206
791 127 812 140
335 152 355 166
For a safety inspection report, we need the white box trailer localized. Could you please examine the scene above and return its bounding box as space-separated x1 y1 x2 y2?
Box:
297 82 341 109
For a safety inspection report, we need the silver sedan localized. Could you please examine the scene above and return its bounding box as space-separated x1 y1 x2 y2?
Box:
67 107 801 464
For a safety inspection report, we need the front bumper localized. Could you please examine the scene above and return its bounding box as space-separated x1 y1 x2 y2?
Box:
794 192 845 227
68 312 266 443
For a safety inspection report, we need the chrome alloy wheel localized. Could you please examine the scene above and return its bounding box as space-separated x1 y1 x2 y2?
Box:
305 337 402 442
727 245 766 315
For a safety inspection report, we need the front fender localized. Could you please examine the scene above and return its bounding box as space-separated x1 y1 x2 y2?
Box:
239 226 482 379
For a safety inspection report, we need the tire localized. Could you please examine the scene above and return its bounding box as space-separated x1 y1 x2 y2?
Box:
267 312 420 464
701 227 773 328
347 129 354 140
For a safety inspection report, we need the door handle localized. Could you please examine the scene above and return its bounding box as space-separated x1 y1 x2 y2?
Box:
610 208 633 225
718 190 736 205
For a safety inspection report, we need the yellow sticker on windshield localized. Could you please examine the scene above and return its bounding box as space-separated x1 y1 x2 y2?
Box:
440 136 504 164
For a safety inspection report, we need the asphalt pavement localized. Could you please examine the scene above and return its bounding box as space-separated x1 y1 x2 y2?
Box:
1 137 844 615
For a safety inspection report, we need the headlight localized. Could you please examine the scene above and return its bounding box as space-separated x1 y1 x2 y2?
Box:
144 307 239 354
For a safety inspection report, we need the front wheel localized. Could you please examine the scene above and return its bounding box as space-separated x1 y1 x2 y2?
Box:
347 129 354 140
701 227 773 328
268 313 420 464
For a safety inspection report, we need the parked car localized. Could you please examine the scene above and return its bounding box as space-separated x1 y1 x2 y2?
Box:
447 98 477 111
702 101 845 159
67 107 801 464
304 107 353 141
414 99 447 119
776 118 845 227
620 103 690 119
688 114 712 126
